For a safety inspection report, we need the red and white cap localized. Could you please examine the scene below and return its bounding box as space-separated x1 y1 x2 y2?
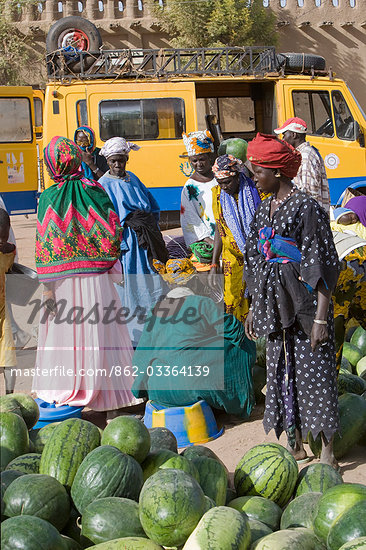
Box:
274 117 307 135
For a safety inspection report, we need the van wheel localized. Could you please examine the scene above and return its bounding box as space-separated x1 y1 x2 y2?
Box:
46 16 102 73
277 53 326 72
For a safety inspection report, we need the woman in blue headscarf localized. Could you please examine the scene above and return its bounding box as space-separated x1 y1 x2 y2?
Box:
74 126 108 181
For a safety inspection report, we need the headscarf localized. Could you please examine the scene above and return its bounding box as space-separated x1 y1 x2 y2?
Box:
247 133 302 179
153 258 196 285
212 154 243 180
36 136 122 282
345 196 366 227
182 130 214 157
333 207 353 223
74 126 96 153
100 137 140 159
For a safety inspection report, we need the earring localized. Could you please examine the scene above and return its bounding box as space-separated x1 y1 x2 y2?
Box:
275 171 281 178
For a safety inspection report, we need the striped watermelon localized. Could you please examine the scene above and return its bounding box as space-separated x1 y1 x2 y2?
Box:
203 495 216 512
5 453 42 474
280 492 322 530
85 537 163 549
101 416 150 464
40 418 100 491
191 456 228 506
313 483 366 544
148 427 178 453
327 500 366 550
158 455 200 482
248 519 273 543
61 535 81 549
294 463 343 497
251 527 325 549
228 496 282 531
234 443 298 507
29 423 61 454
141 449 177 481
139 468 206 547
183 506 251 549
0 412 29 471
1 515 66 550
339 537 366 549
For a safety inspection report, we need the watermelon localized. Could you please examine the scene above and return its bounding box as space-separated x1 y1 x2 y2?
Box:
11 393 40 429
1 515 66 550
218 138 248 162
337 372 366 395
234 443 298 507
340 357 353 373
253 366 266 403
0 396 23 418
62 507 81 544
343 342 363 367
350 326 366 355
40 418 100 490
86 537 163 549
148 427 178 453
101 416 150 464
327 500 366 550
183 506 251 549
339 538 366 549
294 463 343 497
309 393 366 459
1 469 24 521
0 411 29 471
255 337 266 368
280 492 322 529
139 468 206 547
203 495 216 512
249 519 273 543
251 527 325 549
313 483 366 544
191 456 227 505
346 325 359 342
226 487 237 504
141 449 177 481
5 452 42 474
228 495 282 531
356 357 366 379
182 444 225 466
71 445 143 515
3 473 70 531
158 454 200 481
61 535 81 549
29 422 61 453
80 497 146 546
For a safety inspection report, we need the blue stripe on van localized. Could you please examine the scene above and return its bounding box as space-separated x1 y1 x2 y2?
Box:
0 190 38 215
328 177 366 205
149 186 183 212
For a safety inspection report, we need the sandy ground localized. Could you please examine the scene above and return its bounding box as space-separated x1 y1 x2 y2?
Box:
1 214 365 485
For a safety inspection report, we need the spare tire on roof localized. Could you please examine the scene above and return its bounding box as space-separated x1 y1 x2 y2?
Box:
277 53 326 72
46 16 102 74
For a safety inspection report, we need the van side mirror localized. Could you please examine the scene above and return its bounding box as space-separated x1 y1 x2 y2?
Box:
354 121 365 147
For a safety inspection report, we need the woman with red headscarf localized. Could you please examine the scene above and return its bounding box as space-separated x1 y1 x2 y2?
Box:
244 133 340 469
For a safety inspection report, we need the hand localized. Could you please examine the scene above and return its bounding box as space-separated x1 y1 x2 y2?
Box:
244 310 257 341
80 150 94 167
208 264 220 289
311 322 328 351
203 237 214 245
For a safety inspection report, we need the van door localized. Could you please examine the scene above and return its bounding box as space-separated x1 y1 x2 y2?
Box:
33 89 44 191
279 80 366 204
0 86 38 214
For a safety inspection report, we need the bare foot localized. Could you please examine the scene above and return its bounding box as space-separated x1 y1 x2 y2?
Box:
319 454 339 471
320 433 340 471
287 429 309 461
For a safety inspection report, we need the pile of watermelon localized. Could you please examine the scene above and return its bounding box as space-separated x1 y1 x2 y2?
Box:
1 393 366 550
338 326 366 395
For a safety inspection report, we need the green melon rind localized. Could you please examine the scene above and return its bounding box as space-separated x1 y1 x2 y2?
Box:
141 449 177 482
234 443 298 507
339 537 366 550
280 492 322 530
61 534 82 550
313 483 366 544
343 342 363 367
1 514 66 550
81 497 146 546
0 396 23 418
11 393 40 429
294 463 343 497
191 456 228 505
148 427 178 453
327 500 366 550
248 519 273 543
337 372 366 395
183 506 251 549
0 411 29 471
139 468 206 547
182 445 228 472
86 537 163 549
158 454 200 482
29 423 61 454
228 495 282 531
101 417 150 464
71 445 143 515
3 473 70 531
39 418 101 491
251 527 325 550
350 326 366 356
5 452 42 474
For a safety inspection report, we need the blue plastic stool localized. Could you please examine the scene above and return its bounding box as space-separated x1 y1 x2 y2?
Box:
144 400 223 448
33 398 84 429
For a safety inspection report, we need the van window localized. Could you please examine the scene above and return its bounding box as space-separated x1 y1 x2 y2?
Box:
0 97 33 143
33 97 43 127
332 90 355 141
99 98 185 141
197 97 255 133
292 91 334 137
76 100 88 127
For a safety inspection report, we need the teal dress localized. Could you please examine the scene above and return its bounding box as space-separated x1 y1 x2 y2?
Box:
131 294 256 418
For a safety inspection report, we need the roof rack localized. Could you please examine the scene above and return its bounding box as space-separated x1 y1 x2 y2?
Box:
46 46 278 80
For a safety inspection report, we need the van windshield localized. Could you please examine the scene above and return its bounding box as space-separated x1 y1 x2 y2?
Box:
0 97 33 143
99 98 185 141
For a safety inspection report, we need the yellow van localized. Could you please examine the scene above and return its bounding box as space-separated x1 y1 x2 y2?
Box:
43 40 366 217
0 86 39 215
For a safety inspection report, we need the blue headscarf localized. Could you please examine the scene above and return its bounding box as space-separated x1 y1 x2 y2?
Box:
74 126 96 181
